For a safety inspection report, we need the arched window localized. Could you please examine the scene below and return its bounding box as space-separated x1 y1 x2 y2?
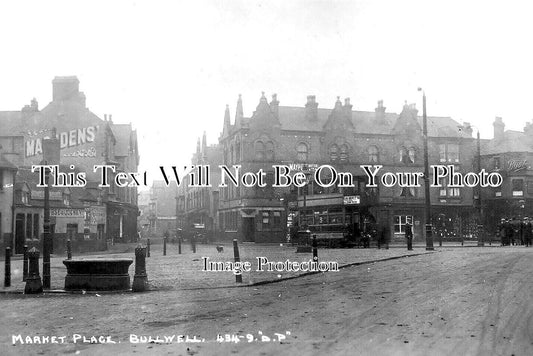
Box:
297 143 308 162
255 141 265 160
368 146 379 163
265 141 274 161
329 144 338 162
399 146 416 164
339 144 348 163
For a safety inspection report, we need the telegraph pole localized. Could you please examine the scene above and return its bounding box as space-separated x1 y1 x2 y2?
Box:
420 89 434 250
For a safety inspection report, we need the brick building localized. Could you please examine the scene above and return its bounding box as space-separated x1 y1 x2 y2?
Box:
0 76 140 253
176 132 222 240
217 93 477 243
480 117 533 235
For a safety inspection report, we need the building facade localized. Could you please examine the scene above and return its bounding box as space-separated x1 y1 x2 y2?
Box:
0 76 140 253
217 93 478 243
480 117 533 235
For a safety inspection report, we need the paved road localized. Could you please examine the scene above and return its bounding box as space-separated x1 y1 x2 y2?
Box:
1 248 532 355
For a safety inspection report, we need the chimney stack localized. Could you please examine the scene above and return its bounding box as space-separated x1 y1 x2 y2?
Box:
270 94 279 116
30 98 38 111
52 76 80 102
493 117 505 141
343 97 352 120
462 122 473 137
375 100 386 124
305 95 318 121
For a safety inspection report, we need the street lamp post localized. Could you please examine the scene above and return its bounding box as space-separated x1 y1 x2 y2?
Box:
419 88 434 251
476 130 484 247
42 128 60 289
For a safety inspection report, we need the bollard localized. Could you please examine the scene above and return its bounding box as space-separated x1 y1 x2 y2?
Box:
312 235 318 263
163 237 167 256
233 239 242 283
67 239 72 260
4 247 11 287
147 238 151 258
178 237 182 254
132 245 148 292
24 247 43 294
23 245 28 281
192 235 196 253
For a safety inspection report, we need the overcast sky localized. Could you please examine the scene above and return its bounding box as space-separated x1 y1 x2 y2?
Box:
1 0 533 178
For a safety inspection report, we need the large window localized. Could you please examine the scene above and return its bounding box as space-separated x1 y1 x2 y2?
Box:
400 187 416 197
399 147 416 164
368 146 379 163
394 215 413 234
257 211 283 231
297 143 308 162
512 179 524 196
439 143 460 163
265 141 274 160
339 144 348 163
255 141 265 160
439 184 460 197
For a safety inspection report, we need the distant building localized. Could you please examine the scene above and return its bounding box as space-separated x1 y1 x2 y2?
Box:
480 117 533 234
176 132 222 240
146 181 178 236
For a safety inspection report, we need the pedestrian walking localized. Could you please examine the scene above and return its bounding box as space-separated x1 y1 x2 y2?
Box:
405 222 413 251
524 217 533 247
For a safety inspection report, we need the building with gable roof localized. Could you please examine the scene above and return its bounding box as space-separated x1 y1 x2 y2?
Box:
0 76 140 253
218 93 479 244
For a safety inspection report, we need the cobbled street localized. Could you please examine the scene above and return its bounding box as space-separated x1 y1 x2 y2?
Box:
1 246 533 355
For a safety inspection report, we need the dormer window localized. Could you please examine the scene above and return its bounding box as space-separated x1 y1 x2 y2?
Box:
22 192 29 204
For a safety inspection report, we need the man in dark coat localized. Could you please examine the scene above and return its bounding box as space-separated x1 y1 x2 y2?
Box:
524 217 533 247
405 222 413 251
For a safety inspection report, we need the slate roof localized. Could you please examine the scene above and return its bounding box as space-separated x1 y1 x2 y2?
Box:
111 124 133 157
233 105 470 138
481 130 533 155
0 154 17 170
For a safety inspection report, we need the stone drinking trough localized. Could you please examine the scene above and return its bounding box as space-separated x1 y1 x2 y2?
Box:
63 259 133 291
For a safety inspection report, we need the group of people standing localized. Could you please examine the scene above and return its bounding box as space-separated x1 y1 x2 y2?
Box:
498 218 533 246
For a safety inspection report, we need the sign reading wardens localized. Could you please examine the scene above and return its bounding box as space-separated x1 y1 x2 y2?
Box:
25 125 98 157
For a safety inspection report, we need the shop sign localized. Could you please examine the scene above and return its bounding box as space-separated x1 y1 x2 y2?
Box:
343 195 360 205
50 208 85 218
507 159 528 172
282 162 319 172
25 125 98 157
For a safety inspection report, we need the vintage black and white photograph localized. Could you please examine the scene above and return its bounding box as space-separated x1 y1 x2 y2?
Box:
1 1 533 355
